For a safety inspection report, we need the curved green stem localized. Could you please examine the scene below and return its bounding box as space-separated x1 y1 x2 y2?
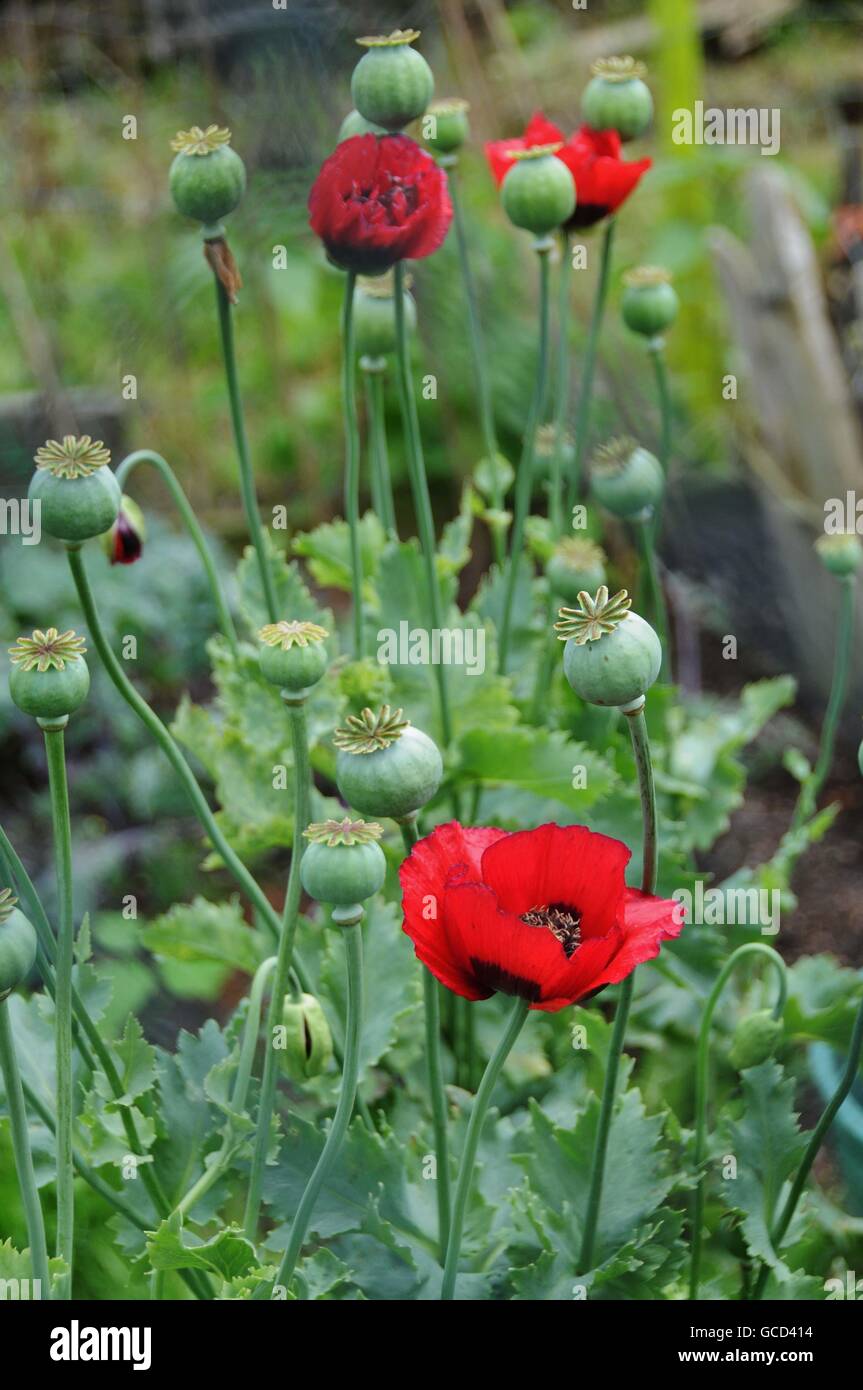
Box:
0 999 51 1294
115 449 238 655
270 918 365 1296
792 575 856 829
549 232 572 536
364 366 398 538
42 722 75 1298
214 276 278 623
342 271 364 656
180 955 277 1220
448 161 504 567
578 703 656 1273
392 261 453 744
634 515 669 682
441 996 529 1299
689 943 788 1301
244 700 311 1238
751 987 863 1301
400 816 451 1257
499 243 552 672
565 217 616 522
66 544 284 946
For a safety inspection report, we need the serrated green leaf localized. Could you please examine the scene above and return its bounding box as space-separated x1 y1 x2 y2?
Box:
142 895 267 976
456 724 615 812
147 1217 256 1280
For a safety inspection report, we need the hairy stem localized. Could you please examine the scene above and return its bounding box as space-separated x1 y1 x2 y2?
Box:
565 217 616 521
364 366 398 538
342 270 364 656
0 999 51 1294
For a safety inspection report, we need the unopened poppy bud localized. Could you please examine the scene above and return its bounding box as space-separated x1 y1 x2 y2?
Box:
352 272 416 358
351 30 434 133
556 586 661 708
279 993 334 1080
102 495 146 565
815 533 863 578
501 145 576 238
621 265 679 339
590 437 664 518
8 628 90 722
169 126 246 227
334 705 443 821
729 1010 783 1071
546 538 607 604
301 818 386 908
257 620 329 695
338 109 387 142
424 98 470 156
582 56 653 143
0 890 37 1001
28 436 121 543
473 453 515 501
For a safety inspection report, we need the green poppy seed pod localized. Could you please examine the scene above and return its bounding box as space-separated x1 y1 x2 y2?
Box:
424 98 470 156
582 56 653 142
0 891 37 1001
501 145 576 238
815 533 863 578
279 993 334 1081
338 109 388 142
351 30 434 133
8 628 90 722
28 435 121 542
333 705 443 821
546 539 607 605
621 266 679 339
556 586 661 708
729 1010 784 1071
258 620 329 696
533 424 575 481
169 126 246 226
301 819 387 907
590 437 664 518
352 273 416 358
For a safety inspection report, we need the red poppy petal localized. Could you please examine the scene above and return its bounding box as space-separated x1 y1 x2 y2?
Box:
479 824 630 937
524 111 566 147
588 888 683 990
443 882 576 1003
529 929 625 1012
484 136 527 185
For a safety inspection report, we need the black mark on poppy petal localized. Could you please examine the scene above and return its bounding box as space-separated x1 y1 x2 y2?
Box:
469 958 542 1002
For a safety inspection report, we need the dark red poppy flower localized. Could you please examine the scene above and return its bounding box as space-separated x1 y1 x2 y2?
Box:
400 822 681 1012
485 112 650 229
308 133 453 275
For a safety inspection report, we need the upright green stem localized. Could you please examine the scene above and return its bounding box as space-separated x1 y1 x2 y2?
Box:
751 986 863 1301
689 944 788 1301
447 160 505 567
399 816 451 1257
441 996 529 1299
244 700 311 1239
181 955 276 1220
342 271 364 656
392 261 453 745
565 218 616 522
549 232 572 536
499 243 552 672
634 515 669 681
42 722 75 1298
0 999 51 1294
115 449 238 655
579 702 656 1273
213 276 277 623
649 340 673 474
792 575 856 829
270 918 365 1296
363 365 398 538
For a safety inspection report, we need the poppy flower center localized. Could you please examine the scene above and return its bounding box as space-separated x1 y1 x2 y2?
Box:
521 902 582 958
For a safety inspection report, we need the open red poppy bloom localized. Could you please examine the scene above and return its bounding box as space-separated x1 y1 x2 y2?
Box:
308 133 453 275
485 112 650 228
400 822 681 1012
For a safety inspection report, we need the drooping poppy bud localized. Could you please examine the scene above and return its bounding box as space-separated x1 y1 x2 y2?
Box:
169 125 246 227
729 1010 784 1071
351 30 434 133
102 494 146 565
300 818 387 909
555 587 661 709
582 56 653 143
28 436 121 543
0 890 37 1001
590 437 664 519
334 705 443 822
8 628 90 722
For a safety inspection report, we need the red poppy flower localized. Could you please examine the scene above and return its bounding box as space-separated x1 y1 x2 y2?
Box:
308 133 453 275
400 822 681 1012
485 112 650 229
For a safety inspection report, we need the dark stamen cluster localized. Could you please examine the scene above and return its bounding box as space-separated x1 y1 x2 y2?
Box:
521 902 582 958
